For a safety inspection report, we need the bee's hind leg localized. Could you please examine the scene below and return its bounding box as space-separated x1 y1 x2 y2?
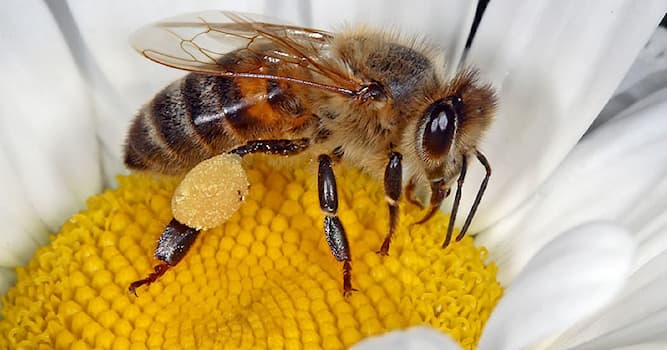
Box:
318 154 356 296
129 219 200 296
229 138 310 157
130 138 311 296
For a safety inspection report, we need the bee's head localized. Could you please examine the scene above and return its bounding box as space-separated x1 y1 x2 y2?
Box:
414 70 496 181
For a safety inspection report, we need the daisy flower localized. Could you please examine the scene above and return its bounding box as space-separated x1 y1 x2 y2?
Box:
1 0 666 349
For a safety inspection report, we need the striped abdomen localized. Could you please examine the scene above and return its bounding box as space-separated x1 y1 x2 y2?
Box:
124 59 314 175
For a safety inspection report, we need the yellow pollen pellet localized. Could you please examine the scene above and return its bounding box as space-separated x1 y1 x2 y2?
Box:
172 154 249 230
0 157 502 350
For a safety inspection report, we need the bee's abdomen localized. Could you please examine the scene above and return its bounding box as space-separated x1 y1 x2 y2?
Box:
124 71 311 174
124 73 246 174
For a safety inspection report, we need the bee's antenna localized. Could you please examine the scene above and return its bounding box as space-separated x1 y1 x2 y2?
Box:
456 150 491 241
442 156 467 248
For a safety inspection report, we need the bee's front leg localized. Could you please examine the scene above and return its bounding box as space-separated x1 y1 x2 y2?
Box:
415 180 451 226
318 154 356 296
377 152 403 256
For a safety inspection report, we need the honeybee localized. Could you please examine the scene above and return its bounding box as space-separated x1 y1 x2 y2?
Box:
125 11 496 296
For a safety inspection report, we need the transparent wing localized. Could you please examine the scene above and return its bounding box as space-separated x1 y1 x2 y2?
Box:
131 10 360 95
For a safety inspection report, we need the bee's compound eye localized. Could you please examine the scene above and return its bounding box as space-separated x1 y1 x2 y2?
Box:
171 154 250 230
421 100 455 159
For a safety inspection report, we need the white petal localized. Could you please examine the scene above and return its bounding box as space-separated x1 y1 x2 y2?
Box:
477 223 635 350
0 147 48 266
543 251 667 349
0 1 101 263
612 343 667 350
463 0 666 233
593 27 667 132
569 301 667 349
477 87 667 284
351 326 461 350
629 179 667 271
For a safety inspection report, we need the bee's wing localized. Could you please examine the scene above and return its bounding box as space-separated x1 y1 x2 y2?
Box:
131 11 360 95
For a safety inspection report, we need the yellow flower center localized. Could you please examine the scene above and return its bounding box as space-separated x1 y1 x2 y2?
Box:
0 156 502 350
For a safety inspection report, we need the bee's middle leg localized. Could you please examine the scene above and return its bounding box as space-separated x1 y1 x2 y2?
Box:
318 154 356 296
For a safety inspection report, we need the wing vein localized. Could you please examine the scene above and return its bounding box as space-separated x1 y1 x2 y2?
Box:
132 10 362 97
